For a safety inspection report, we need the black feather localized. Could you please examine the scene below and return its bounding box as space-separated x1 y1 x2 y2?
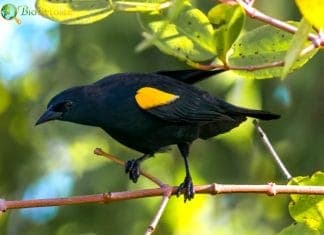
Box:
156 69 225 84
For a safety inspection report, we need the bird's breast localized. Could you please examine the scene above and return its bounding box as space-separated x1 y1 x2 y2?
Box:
100 104 198 153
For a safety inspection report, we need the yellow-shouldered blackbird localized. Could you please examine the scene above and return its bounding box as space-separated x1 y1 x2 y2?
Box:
36 69 280 201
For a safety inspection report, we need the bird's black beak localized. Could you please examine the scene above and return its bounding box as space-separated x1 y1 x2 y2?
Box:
35 110 62 126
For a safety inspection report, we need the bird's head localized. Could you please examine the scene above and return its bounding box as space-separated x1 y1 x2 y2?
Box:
36 86 90 126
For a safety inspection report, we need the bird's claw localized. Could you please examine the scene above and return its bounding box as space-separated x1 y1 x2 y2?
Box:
176 175 195 202
125 159 140 183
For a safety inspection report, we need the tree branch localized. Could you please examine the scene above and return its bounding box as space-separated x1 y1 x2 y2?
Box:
235 0 318 42
1 183 323 213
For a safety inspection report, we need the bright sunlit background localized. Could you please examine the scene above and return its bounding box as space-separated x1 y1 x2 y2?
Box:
0 0 323 234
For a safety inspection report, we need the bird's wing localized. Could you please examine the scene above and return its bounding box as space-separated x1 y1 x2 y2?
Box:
155 69 225 84
134 85 235 123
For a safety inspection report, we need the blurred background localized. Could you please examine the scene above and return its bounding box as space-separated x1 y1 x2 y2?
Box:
0 0 323 234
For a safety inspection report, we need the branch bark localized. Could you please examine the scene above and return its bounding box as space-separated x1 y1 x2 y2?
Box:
1 183 324 213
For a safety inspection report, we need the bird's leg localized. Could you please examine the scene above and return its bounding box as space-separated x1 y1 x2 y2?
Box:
125 154 151 183
176 143 195 202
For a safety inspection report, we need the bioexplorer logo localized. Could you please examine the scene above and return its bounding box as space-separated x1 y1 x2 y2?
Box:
1 3 21 24
1 3 70 24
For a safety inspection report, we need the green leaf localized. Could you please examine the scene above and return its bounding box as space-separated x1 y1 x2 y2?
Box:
288 171 324 232
114 0 171 12
36 0 114 24
36 0 171 24
295 0 324 30
139 1 216 62
282 18 312 79
228 23 318 79
278 223 320 235
208 3 245 63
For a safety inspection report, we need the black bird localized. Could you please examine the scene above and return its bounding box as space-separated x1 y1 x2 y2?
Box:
36 69 280 201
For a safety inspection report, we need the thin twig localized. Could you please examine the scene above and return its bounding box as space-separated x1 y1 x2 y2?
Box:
94 148 170 234
192 60 284 72
247 0 255 6
229 61 284 71
1 183 324 212
253 120 292 180
235 0 318 43
145 186 172 235
94 148 165 187
300 43 317 56
200 45 317 73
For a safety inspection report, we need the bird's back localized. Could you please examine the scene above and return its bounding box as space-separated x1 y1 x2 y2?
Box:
87 72 279 152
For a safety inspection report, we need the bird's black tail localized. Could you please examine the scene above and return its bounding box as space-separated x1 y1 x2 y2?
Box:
232 107 280 120
156 69 225 84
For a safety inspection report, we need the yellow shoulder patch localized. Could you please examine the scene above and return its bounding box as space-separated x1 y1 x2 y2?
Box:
135 87 179 109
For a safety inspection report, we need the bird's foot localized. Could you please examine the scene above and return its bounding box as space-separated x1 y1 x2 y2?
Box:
176 175 195 202
125 159 141 183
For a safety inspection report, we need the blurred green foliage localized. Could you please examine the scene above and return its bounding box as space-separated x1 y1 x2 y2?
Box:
288 172 324 232
0 0 323 234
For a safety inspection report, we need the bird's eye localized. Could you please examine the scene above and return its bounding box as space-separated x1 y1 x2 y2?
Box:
65 101 73 108
51 101 73 112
